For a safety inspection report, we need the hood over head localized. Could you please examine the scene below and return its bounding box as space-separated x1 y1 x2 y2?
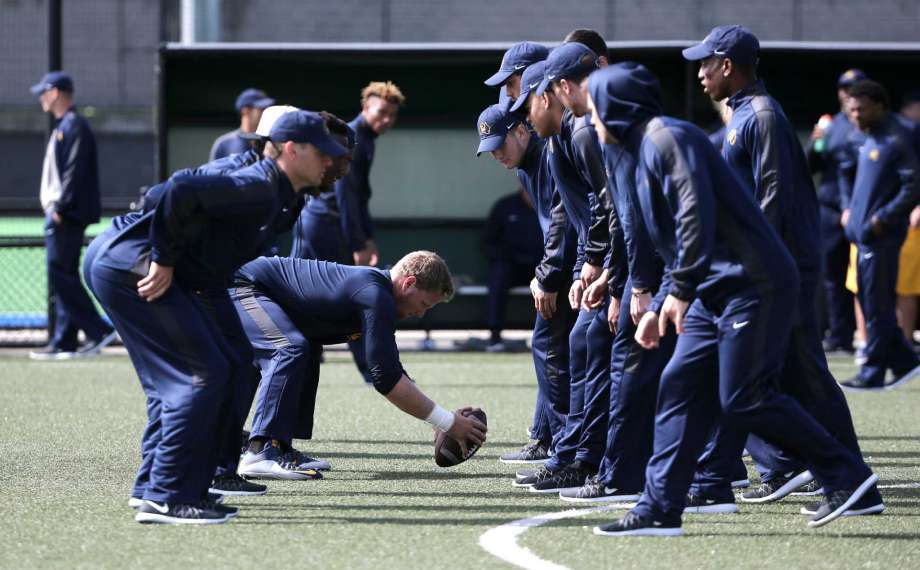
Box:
587 62 662 142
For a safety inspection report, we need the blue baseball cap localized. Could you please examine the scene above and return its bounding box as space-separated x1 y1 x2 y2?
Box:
268 110 348 158
235 88 275 112
510 60 549 113
536 42 599 96
837 68 867 88
682 25 760 66
476 104 523 156
484 42 550 87
30 71 73 95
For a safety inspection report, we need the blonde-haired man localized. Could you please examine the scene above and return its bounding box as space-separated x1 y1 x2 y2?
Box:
233 250 485 480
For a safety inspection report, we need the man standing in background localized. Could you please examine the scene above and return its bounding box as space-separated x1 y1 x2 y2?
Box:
210 88 275 160
29 71 115 361
339 81 405 267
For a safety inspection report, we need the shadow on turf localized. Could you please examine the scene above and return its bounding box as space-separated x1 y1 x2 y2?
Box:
320 438 524 447
262 490 536 499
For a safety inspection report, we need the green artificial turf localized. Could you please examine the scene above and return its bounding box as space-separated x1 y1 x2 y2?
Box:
0 352 917 569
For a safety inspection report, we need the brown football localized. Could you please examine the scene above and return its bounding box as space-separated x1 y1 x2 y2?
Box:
434 409 487 468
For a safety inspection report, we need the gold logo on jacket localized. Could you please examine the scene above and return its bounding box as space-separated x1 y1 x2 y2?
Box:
869 148 880 161
726 129 737 146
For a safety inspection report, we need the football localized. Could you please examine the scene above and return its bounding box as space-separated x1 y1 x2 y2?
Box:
434 408 487 468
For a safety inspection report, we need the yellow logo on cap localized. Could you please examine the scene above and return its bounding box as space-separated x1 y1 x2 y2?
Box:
869 148 880 161
845 70 856 79
727 129 737 146
479 121 492 136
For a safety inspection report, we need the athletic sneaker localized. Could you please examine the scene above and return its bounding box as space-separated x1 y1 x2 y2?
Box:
800 493 885 517
515 468 537 480
77 330 119 357
684 492 738 514
28 345 76 361
886 363 920 390
135 500 230 525
558 475 641 503
210 474 268 496
529 463 593 494
500 441 551 464
238 441 324 480
839 376 884 392
808 474 880 528
285 447 331 471
593 511 682 537
200 498 239 519
513 465 556 488
740 470 813 503
129 493 225 509
791 479 824 496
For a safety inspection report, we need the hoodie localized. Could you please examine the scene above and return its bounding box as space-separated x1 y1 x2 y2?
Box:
587 63 798 312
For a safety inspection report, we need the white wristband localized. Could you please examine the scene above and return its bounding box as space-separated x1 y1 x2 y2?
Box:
424 404 455 433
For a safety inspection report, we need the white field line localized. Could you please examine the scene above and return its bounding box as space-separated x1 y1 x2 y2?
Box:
878 482 920 489
479 504 633 570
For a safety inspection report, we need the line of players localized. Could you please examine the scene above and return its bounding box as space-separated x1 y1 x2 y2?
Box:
84 92 487 525
477 25 919 536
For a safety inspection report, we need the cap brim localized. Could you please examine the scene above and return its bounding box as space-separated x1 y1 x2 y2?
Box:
29 83 48 95
314 136 349 158
484 68 514 87
682 43 714 61
252 97 276 109
535 76 552 96
239 132 267 141
476 135 506 156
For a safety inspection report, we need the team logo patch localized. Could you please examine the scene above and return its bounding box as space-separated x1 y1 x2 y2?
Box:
726 129 737 146
869 148 880 161
479 121 492 136
55 130 64 142
844 69 856 80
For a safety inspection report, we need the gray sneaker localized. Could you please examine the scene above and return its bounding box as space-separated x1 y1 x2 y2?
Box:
740 470 813 503
500 441 551 464
285 448 331 471
513 465 556 488
559 476 641 503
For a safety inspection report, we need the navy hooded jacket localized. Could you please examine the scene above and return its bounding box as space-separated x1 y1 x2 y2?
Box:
587 63 798 312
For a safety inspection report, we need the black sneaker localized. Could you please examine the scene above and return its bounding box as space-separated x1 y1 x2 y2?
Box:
200 499 239 519
839 376 885 392
593 511 683 537
28 345 76 361
77 330 118 357
135 500 230 525
808 474 880 528
209 474 268 496
791 479 824 496
513 465 556 488
684 492 738 514
500 441 551 464
530 463 594 494
886 363 920 390
129 492 225 509
740 470 814 503
559 475 641 503
800 492 885 517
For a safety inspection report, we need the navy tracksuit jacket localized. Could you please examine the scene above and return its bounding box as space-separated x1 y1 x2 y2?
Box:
845 113 920 385
87 158 303 504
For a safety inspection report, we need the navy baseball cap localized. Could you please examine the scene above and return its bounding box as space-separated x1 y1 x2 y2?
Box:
268 110 348 158
837 69 867 88
235 88 275 112
537 42 599 96
476 104 523 156
682 25 760 66
510 60 549 113
484 42 550 87
30 71 73 95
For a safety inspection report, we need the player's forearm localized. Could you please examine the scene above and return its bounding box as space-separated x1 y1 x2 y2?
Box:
384 374 435 420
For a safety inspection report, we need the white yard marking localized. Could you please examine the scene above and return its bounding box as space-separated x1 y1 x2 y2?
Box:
479 504 633 570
